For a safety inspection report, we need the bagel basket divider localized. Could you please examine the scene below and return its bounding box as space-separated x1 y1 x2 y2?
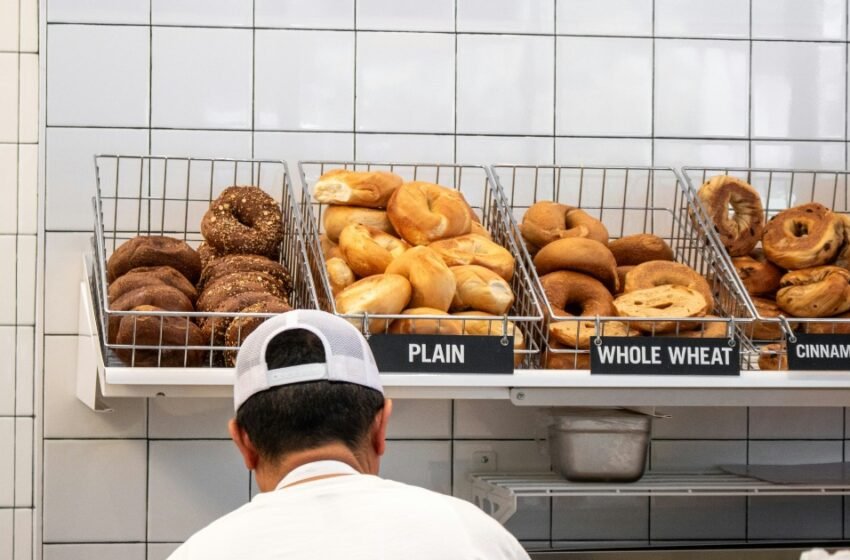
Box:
682 166 850 371
91 155 319 368
297 161 545 370
490 164 757 371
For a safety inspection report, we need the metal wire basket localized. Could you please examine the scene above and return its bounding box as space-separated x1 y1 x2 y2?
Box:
681 166 850 370
298 161 544 368
91 155 318 368
491 164 756 370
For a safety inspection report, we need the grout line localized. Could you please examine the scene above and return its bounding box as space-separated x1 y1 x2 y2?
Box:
452 0 457 166
747 0 754 168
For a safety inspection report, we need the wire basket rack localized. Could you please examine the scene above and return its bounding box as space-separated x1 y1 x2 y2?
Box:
91 155 318 368
491 164 756 370
682 166 850 370
298 161 545 368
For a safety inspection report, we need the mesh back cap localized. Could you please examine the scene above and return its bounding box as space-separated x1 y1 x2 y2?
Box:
234 309 383 411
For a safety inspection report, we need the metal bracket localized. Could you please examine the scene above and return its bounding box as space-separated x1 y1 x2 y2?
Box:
76 261 113 413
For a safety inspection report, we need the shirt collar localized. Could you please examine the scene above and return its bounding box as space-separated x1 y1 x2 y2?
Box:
275 460 360 491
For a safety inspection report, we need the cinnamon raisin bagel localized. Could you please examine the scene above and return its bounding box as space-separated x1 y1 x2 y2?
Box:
614 285 708 334
314 169 402 208
108 285 194 343
107 235 202 283
452 311 526 367
802 312 850 334
609 234 674 266
322 206 395 243
758 343 787 370
533 237 618 292
387 182 473 245
201 186 284 258
520 201 609 248
326 257 356 296
540 271 616 318
751 297 784 340
385 246 456 312
623 260 714 313
834 214 850 271
198 254 291 293
338 224 409 278
108 266 198 304
334 274 412 334
449 265 514 316
115 305 205 367
201 291 286 349
762 203 843 270
388 308 463 335
696 175 764 256
428 234 515 281
196 272 287 312
223 299 293 366
732 250 783 296
776 266 850 318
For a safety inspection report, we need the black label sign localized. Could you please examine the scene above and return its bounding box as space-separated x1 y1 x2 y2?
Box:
787 334 850 371
590 336 739 375
368 334 513 374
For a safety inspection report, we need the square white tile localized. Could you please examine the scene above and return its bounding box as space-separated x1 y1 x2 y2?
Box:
151 0 253 27
655 39 750 138
0 419 12 507
0 146 16 235
557 0 653 36
47 0 150 24
457 0 554 34
552 497 648 540
0 54 18 143
18 0 36 52
356 0 453 32
454 400 544 439
15 328 34 417
655 0 749 38
651 497 747 540
749 496 843 540
555 138 652 166
44 233 94 334
44 336 148 438
47 25 149 127
0 328 12 415
0 236 14 324
381 441 451 494
650 440 747 471
152 27 252 129
150 129 252 160
652 407 748 439
749 440 843 465
753 0 846 40
17 144 37 235
43 440 148 542
0 0 18 52
0 510 10 560
148 440 250 542
255 30 354 131
14 418 32 507
749 407 844 439
752 42 845 140
654 139 750 168
14 508 32 560
356 32 454 133
15 236 35 326
386 399 452 439
456 136 554 165
354 134 454 163
147 544 180 560
45 128 149 231
255 0 354 29
457 34 554 135
557 37 652 136
148 398 233 439
752 141 845 170
43 544 146 560
17 53 37 144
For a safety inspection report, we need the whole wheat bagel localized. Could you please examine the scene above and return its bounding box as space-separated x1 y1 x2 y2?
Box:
540 271 615 317
449 265 514 315
609 234 674 266
313 169 402 208
696 175 764 257
429 234 515 281
533 237 618 292
338 223 409 278
623 260 714 313
762 203 844 270
520 201 609 248
334 274 412 333
387 181 473 245
385 246 456 312
614 284 708 334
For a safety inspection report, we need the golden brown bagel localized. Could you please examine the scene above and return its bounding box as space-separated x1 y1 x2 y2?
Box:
470 219 492 239
326 257 356 296
624 260 714 313
108 266 198 304
520 201 609 248
320 234 344 260
428 234 515 281
107 235 202 283
338 224 409 278
776 266 850 318
696 175 764 256
762 203 843 270
313 169 402 208
323 205 395 243
751 297 784 340
387 181 473 245
615 266 634 294
388 308 463 335
802 312 850 334
834 214 850 271
334 274 412 333
609 234 674 266
540 271 615 317
533 237 618 292
758 343 787 370
450 265 514 315
385 246 456 312
452 310 526 367
115 305 205 367
614 285 708 334
732 252 783 296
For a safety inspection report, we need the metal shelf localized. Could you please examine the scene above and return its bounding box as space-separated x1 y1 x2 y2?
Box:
470 472 850 524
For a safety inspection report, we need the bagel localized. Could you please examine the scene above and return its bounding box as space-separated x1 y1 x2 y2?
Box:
776 266 850 318
624 260 713 313
520 201 609 248
385 246 456 312
338 224 409 278
323 205 395 243
224 299 293 366
326 257 356 296
834 213 850 271
200 186 284 258
732 250 783 296
544 340 590 370
387 181 473 245
201 291 285 349
428 234 515 281
108 266 198 304
107 235 202 283
313 169 402 208
751 297 784 340
198 254 291 294
388 308 463 335
452 311 526 367
115 305 205 367
802 312 850 334
449 265 514 315
762 203 843 270
108 285 194 343
334 274 412 334
696 175 764 256
533 237 618 292
614 285 708 334
678 316 728 339
196 272 287 312
549 314 637 349
197 241 221 269
609 234 674 266
540 271 615 318
470 219 492 240
615 266 634 294
320 234 343 260
758 343 787 370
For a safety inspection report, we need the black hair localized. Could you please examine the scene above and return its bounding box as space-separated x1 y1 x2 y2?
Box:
235 328 385 461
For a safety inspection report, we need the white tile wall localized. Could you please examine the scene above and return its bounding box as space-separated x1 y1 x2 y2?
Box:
457 0 554 34
556 0 653 36
655 0 749 39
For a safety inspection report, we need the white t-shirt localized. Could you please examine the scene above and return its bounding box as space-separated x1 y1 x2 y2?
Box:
167 460 530 560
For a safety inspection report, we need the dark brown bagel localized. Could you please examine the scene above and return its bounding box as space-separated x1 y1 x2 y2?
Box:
108 266 198 304
198 254 292 293
107 236 202 283
201 291 287 349
108 285 194 343
540 271 615 318
533 237 618 292
762 203 843 270
520 201 609 248
696 175 764 257
609 234 674 266
224 300 294 366
196 271 287 313
197 241 222 269
732 252 783 296
115 305 205 367
201 186 284 258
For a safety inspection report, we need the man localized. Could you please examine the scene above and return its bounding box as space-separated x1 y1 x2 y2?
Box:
169 309 530 560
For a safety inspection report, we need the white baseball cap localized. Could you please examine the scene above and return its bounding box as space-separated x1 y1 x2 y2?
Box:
233 309 383 411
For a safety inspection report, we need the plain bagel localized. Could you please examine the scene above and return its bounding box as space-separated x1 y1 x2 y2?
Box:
338 224 409 278
452 310 526 367
313 169 402 208
428 234 515 281
334 274 412 334
449 264 514 315
388 308 463 335
385 246 456 312
387 181 473 245
323 205 395 243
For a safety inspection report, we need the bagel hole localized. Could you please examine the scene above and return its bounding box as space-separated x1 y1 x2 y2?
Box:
564 303 585 315
792 221 809 237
